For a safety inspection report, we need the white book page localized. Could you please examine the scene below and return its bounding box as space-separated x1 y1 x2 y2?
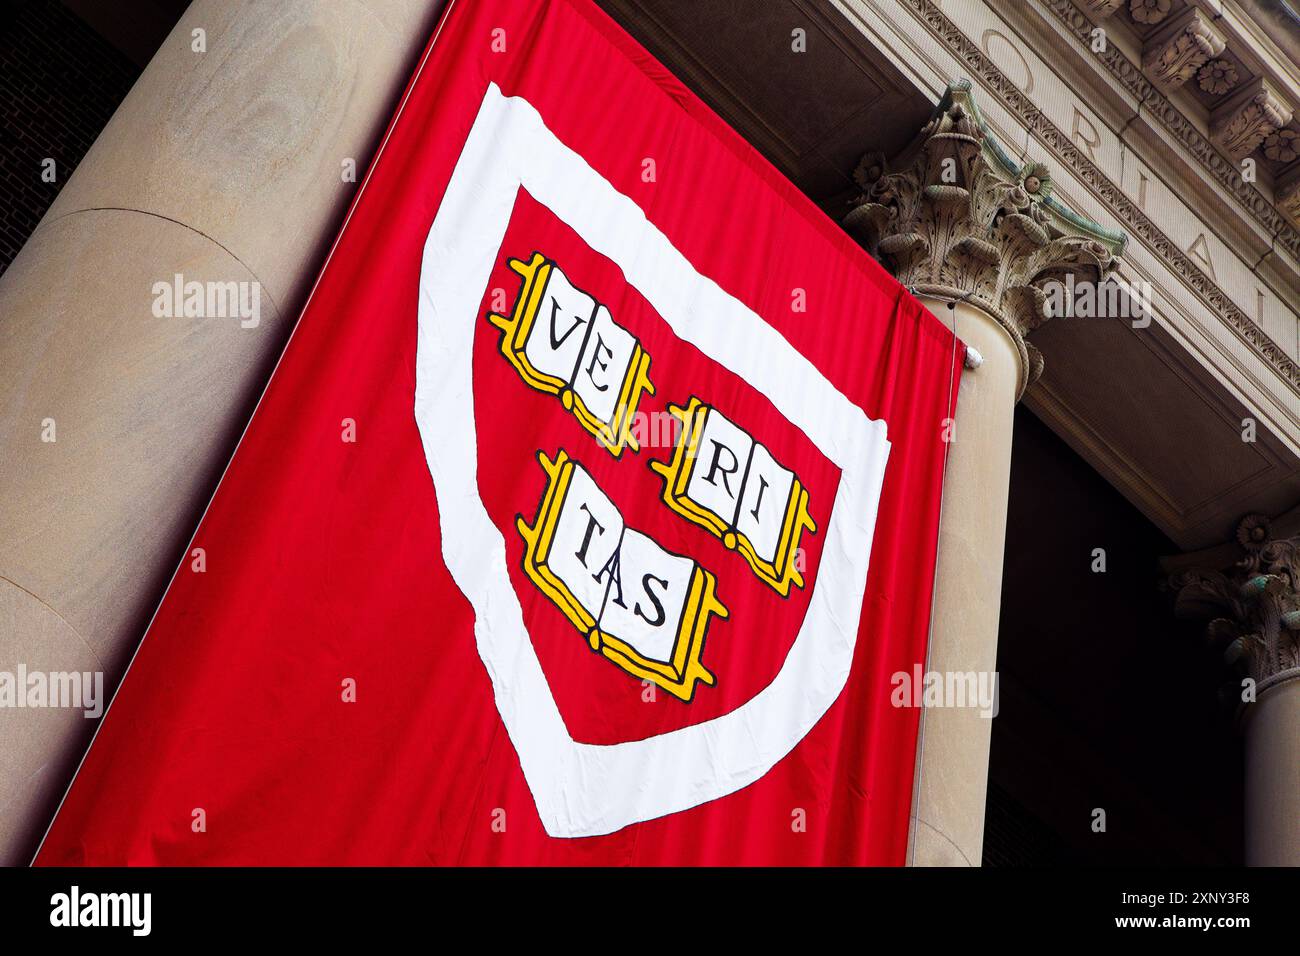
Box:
684 408 754 528
523 264 597 382
545 464 624 618
572 304 635 425
598 529 693 664
735 442 796 565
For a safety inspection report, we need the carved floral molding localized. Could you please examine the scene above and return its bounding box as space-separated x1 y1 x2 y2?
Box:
896 0 1300 395
1198 59 1240 97
1042 0 1300 255
1264 129 1300 164
1141 8 1226 91
842 83 1121 398
1169 514 1300 699
1211 79 1294 162
1129 0 1171 26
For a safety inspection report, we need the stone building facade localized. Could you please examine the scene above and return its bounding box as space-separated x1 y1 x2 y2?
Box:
0 0 1296 865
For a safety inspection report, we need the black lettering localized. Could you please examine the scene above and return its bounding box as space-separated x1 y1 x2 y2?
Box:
748 474 770 521
583 334 613 392
634 574 669 628
547 299 586 350
595 546 626 608
574 503 605 567
702 440 740 497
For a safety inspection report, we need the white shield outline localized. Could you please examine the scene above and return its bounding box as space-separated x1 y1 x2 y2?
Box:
414 83 890 837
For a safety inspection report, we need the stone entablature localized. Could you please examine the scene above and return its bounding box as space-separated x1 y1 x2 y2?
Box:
1079 0 1300 228
837 0 1300 410
1040 0 1300 363
1030 0 1300 366
832 0 1300 551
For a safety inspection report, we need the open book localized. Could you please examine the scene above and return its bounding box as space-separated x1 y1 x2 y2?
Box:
517 450 728 701
650 397 816 597
489 252 655 457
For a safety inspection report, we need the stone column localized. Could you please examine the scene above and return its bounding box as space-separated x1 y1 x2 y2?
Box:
1167 515 1300 865
844 81 1123 866
0 0 443 866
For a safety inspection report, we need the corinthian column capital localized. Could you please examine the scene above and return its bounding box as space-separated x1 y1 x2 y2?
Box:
842 81 1125 399
1168 514 1300 698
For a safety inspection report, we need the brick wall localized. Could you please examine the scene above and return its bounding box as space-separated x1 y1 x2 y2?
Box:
0 0 139 274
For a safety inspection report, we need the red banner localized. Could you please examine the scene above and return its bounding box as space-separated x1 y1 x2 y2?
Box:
38 0 961 865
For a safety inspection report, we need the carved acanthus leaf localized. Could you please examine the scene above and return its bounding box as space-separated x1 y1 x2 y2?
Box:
1168 515 1300 696
1210 79 1295 161
1276 173 1300 225
1141 9 1227 90
843 83 1122 400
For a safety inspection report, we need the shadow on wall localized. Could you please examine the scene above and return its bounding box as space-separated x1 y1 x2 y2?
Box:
0 0 189 274
986 406 1243 866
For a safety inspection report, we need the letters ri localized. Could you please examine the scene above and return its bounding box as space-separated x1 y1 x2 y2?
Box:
651 397 816 597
